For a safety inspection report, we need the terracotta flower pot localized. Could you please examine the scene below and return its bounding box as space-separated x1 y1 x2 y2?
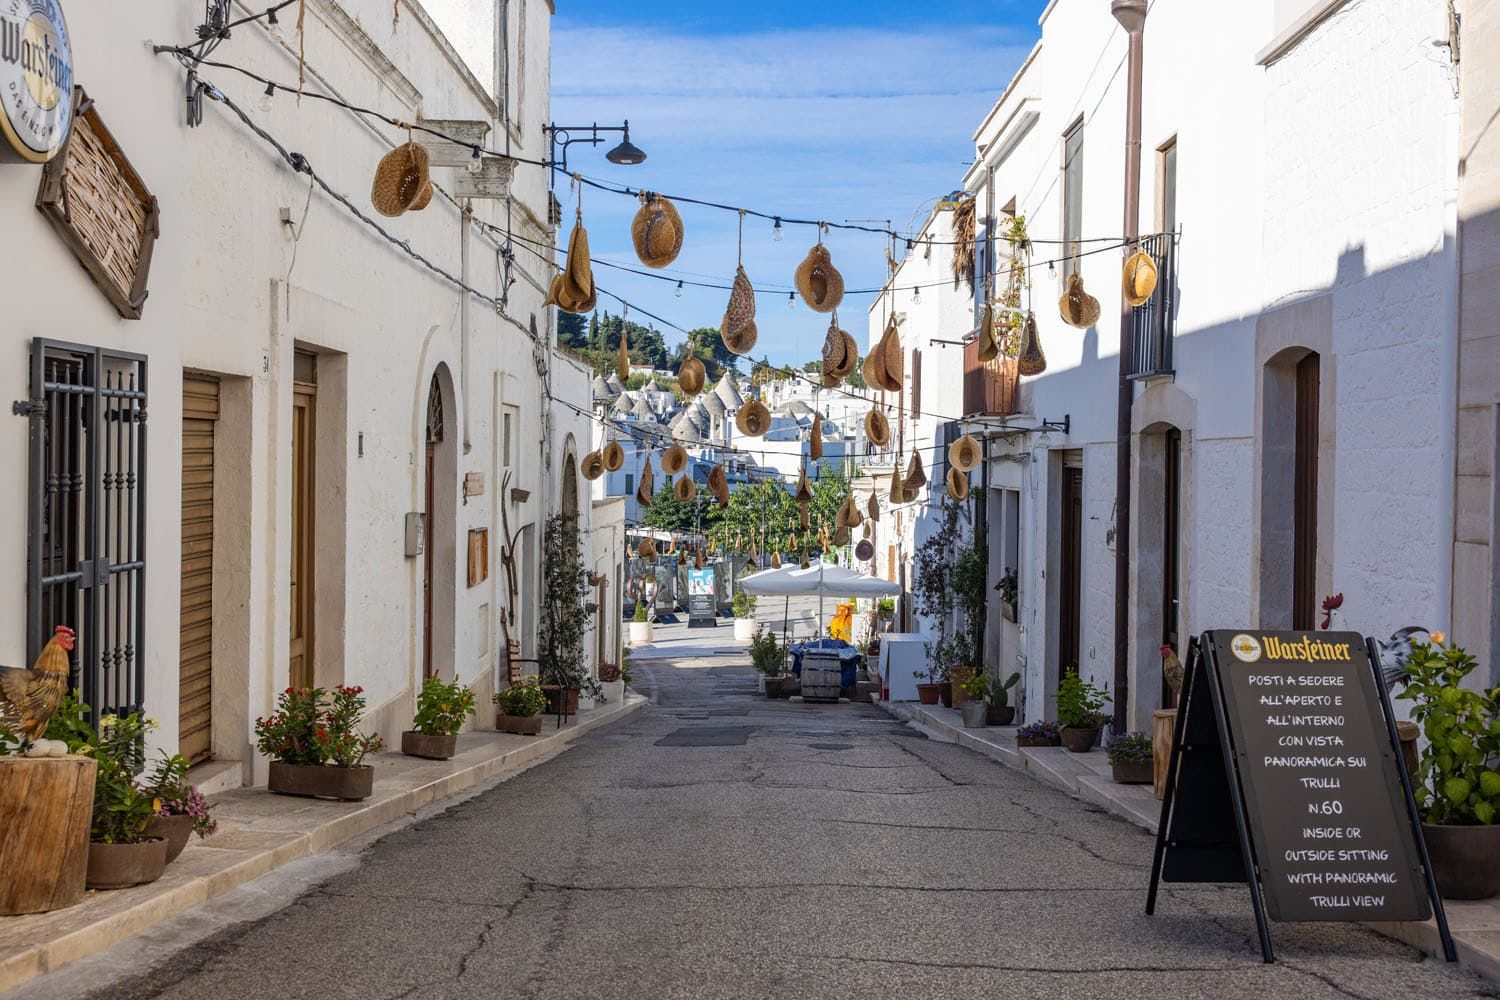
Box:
543 686 579 715
937 682 953 708
86 837 168 890
1423 823 1500 900
1111 760 1153 784
401 731 458 760
267 761 375 801
497 713 543 736
1060 726 1101 753
987 704 1016 726
146 813 195 864
916 683 940 705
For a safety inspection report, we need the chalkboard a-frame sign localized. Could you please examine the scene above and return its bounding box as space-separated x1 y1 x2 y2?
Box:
1146 631 1455 963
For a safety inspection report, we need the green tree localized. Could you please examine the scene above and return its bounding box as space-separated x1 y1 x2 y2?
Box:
642 478 718 535
556 311 588 349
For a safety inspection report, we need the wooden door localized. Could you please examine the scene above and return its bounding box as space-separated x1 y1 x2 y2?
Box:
290 377 316 689
1161 429 1182 709
180 374 219 762
1058 467 1083 681
1293 354 1320 630
423 441 436 679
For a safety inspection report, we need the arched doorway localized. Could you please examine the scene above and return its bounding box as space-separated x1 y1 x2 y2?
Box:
423 369 458 679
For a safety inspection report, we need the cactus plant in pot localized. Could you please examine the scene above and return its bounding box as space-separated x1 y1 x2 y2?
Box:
986 670 1021 725
1057 673 1110 753
1397 634 1500 899
1106 731 1154 784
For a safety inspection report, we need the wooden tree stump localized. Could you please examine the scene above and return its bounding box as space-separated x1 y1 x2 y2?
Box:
0 755 97 914
1152 709 1177 802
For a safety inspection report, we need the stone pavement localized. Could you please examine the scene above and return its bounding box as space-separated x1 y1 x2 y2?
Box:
881 697 1500 989
0 694 645 995
22 653 1493 1000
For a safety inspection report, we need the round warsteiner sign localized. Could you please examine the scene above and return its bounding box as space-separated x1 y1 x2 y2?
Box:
0 0 74 163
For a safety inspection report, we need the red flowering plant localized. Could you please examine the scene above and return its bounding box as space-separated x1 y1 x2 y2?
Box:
254 687 327 765
254 686 383 767
323 685 383 767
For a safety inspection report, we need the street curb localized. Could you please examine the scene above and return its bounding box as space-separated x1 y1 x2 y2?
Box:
875 698 1499 986
0 694 648 993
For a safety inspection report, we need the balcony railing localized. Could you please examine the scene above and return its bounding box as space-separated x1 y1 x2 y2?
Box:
963 337 1019 416
1126 232 1177 380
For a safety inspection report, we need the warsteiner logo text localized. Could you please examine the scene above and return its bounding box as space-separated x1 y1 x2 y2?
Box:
1262 635 1354 663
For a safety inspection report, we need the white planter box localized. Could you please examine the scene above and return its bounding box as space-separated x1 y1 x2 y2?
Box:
756 674 767 694
733 618 758 641
599 679 625 704
578 693 596 711
629 621 654 644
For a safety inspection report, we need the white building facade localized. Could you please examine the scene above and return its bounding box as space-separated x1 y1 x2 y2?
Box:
879 0 1470 727
0 0 597 782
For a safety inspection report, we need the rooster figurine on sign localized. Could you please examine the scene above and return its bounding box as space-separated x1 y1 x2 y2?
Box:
0 625 76 756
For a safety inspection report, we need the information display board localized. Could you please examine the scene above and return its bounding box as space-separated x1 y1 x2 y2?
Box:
1147 631 1453 963
687 568 716 629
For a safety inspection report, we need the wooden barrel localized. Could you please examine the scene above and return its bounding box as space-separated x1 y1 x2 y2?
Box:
0 755 97 914
801 654 843 702
1152 709 1177 801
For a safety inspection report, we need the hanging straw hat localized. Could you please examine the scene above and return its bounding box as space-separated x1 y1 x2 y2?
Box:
795 243 845 313
602 440 625 472
795 467 813 503
1058 273 1101 328
735 399 771 437
799 549 810 570
674 475 697 502
617 331 631 381
1017 310 1047 377
371 141 431 217
946 465 970 501
833 525 850 547
664 536 677 556
976 301 999 363
771 552 782 569
867 493 880 521
581 451 605 480
636 457 655 506
864 408 891 448
880 319 905 391
949 434 981 473
862 347 885 391
409 178 434 212
855 538 875 562
888 465 905 503
904 452 927 491
631 193 684 269
809 412 823 461
1122 249 1158 308
799 501 810 530
545 214 597 314
662 443 688 476
720 266 758 355
638 538 657 560
677 356 706 395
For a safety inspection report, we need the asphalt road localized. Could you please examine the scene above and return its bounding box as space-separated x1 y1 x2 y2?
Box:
76 654 1493 1000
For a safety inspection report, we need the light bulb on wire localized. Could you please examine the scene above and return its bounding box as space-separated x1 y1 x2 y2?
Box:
1048 259 1056 278
266 7 285 43
467 147 483 175
259 82 275 112
675 281 684 298
772 217 783 242
786 291 796 311
913 285 922 305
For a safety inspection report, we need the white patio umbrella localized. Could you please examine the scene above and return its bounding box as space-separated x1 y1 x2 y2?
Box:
740 562 900 644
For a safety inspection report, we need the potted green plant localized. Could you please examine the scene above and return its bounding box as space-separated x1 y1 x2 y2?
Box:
495 677 548 735
629 598 654 645
750 627 787 698
1397 634 1500 899
732 589 759 642
85 713 169 889
1016 720 1061 748
142 751 217 863
1106 731 1153 784
1057 673 1110 753
255 685 383 801
986 670 1021 725
402 674 477 760
539 513 597 715
914 642 942 705
959 673 989 728
876 597 895 629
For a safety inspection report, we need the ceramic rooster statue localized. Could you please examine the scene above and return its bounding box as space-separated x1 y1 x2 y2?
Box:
1160 643 1185 699
0 625 75 756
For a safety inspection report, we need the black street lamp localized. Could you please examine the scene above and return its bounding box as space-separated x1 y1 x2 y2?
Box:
544 121 646 178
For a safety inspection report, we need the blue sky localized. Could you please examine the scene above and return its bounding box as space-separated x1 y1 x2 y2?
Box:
550 2 1046 368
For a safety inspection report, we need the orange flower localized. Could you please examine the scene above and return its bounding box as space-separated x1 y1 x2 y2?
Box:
1428 630 1446 647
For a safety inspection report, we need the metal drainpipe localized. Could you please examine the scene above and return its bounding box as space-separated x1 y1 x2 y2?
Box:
1111 0 1147 733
